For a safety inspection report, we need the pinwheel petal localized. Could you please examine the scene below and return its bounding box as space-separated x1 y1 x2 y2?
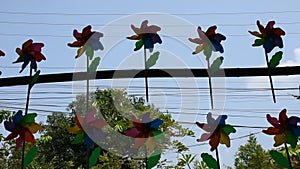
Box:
142 112 152 123
125 128 140 138
84 136 94 149
209 132 220 151
263 127 283 135
150 33 162 44
68 125 82 134
291 127 300 137
192 45 205 54
84 111 96 124
82 25 92 38
91 119 107 129
0 50 5 56
30 43 44 53
219 130 230 147
27 122 42 134
4 130 19 141
197 132 212 142
256 20 266 35
213 33 226 43
33 53 46 62
4 121 15 132
273 28 285 36
132 137 147 148
217 115 227 125
68 41 85 47
188 38 202 44
148 25 161 33
274 133 287 147
22 39 33 50
15 137 23 150
211 41 224 53
266 114 281 128
288 116 300 125
272 36 284 48
24 130 35 145
248 31 263 38
266 21 275 30
205 26 217 37
140 20 149 33
16 48 23 56
206 112 216 126
131 25 142 35
150 119 163 129
279 109 288 124
73 29 82 40
145 137 156 152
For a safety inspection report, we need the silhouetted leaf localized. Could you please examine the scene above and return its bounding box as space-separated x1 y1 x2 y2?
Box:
210 57 224 73
146 51 160 69
23 146 38 168
269 150 290 168
29 70 40 90
88 57 101 76
134 39 144 51
147 149 162 169
89 147 101 168
201 153 218 169
269 51 283 70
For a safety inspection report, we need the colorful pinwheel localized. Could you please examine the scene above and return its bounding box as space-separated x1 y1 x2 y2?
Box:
189 26 226 109
249 20 285 53
124 112 163 151
68 110 107 149
189 26 226 56
4 110 42 150
249 20 285 103
127 20 162 52
263 109 300 148
68 25 104 59
0 50 5 56
196 112 236 151
13 39 46 73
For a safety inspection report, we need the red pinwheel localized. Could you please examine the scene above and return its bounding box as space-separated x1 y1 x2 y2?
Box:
189 26 226 56
125 112 163 150
0 50 5 56
13 39 46 73
68 111 107 149
196 112 236 151
249 20 285 53
4 110 42 150
68 25 104 58
263 109 300 148
127 20 162 52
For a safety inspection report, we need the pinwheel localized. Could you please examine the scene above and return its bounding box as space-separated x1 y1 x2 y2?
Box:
0 50 4 75
249 20 285 103
263 109 300 169
196 112 236 169
4 110 42 150
127 20 162 102
68 110 107 149
189 26 226 109
13 39 46 73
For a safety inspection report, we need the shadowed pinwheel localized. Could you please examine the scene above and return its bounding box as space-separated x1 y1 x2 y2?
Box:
4 110 42 150
13 39 46 73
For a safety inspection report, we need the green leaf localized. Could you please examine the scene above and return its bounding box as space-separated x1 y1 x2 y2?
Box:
89 147 101 168
23 146 38 168
152 130 165 142
204 45 212 60
269 51 283 70
85 45 94 60
23 113 37 123
72 133 85 144
201 153 218 169
252 38 266 46
269 150 290 168
210 57 224 73
88 57 101 75
221 125 236 135
147 149 162 169
134 39 144 51
29 70 40 90
146 51 160 69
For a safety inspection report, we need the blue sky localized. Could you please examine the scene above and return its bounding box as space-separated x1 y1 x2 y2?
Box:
1 0 300 168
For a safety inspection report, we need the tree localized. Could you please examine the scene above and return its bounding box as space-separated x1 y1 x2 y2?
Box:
234 134 275 169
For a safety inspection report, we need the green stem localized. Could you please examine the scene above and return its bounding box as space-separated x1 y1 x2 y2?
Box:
207 59 214 110
215 147 221 169
144 48 149 103
284 143 293 169
21 68 33 169
264 50 276 103
86 54 90 169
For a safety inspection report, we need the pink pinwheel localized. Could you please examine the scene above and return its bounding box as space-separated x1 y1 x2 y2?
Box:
196 112 236 151
68 111 107 149
127 20 162 52
68 25 104 58
263 109 300 148
13 39 46 73
4 110 42 150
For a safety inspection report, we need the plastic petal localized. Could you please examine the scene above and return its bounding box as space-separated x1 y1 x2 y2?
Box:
266 114 281 128
219 130 230 147
209 132 220 151
274 133 287 147
27 122 42 134
150 119 163 129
